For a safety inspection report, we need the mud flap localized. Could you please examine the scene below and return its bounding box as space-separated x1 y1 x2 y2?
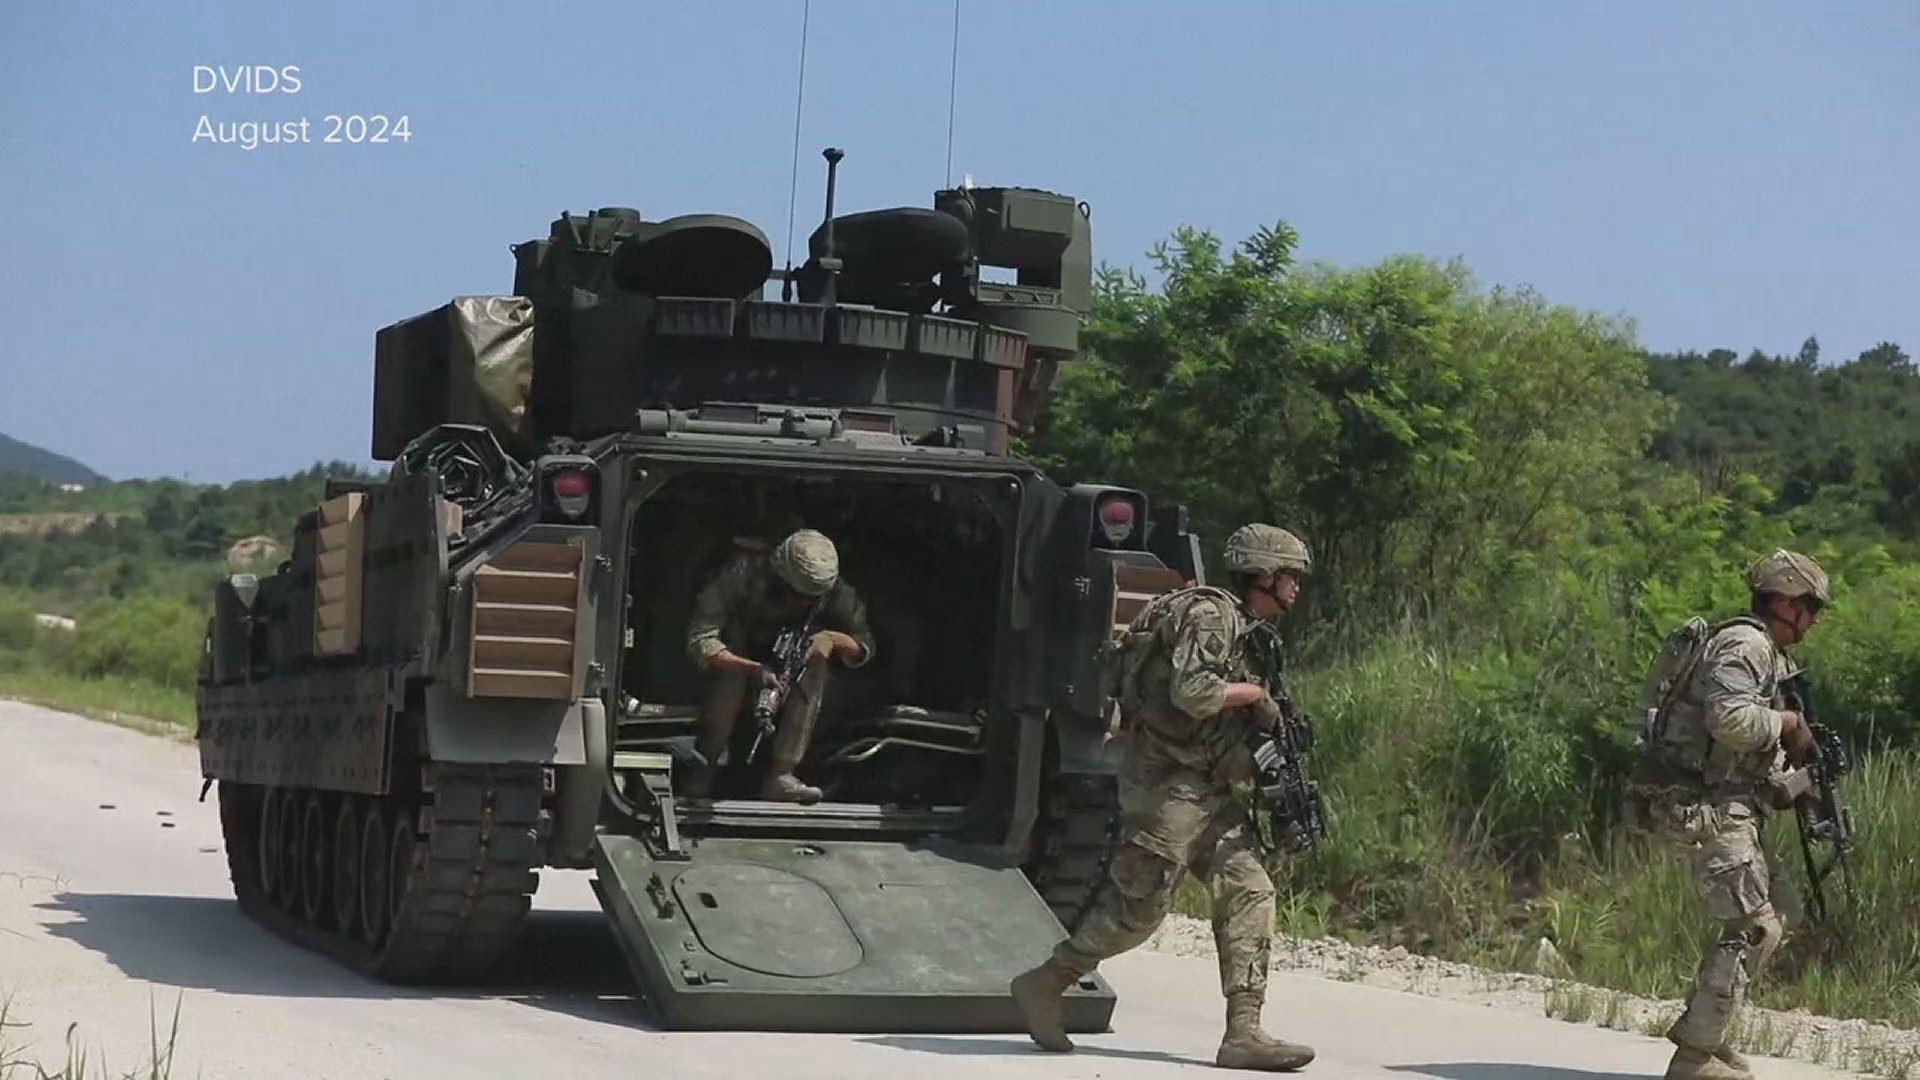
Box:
590 833 1118 1032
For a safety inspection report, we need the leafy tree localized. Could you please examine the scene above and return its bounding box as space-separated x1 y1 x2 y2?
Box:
1027 221 1660 625
1646 340 1920 552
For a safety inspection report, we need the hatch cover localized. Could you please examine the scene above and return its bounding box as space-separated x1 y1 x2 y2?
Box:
670 862 863 977
590 833 1117 1032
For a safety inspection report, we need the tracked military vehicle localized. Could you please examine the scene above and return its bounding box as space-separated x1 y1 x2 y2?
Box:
195 149 1207 1032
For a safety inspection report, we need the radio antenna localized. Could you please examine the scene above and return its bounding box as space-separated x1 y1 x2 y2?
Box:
944 0 960 185
782 0 813 301
818 148 845 307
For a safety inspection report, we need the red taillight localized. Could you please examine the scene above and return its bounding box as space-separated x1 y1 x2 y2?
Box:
551 469 591 499
549 467 592 520
1096 495 1136 545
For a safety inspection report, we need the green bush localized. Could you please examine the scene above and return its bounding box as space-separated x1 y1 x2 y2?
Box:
1237 546 1920 1026
1798 561 1920 745
0 589 34 652
48 595 204 690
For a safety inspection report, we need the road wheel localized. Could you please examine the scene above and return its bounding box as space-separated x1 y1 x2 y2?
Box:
331 795 362 933
256 786 283 903
387 810 417 931
299 792 330 927
255 780 280 899
275 787 304 912
358 800 391 948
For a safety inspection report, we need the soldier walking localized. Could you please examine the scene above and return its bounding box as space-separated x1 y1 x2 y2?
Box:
1627 550 1830 1080
1010 524 1318 1072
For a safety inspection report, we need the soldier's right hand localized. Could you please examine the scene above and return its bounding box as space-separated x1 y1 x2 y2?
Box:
1780 709 1815 760
753 663 782 689
1251 693 1284 732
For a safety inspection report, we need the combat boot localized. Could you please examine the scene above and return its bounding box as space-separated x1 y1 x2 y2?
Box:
1009 956 1079 1052
761 772 823 803
1715 1046 1753 1075
1664 1047 1751 1080
1216 991 1315 1071
760 661 825 803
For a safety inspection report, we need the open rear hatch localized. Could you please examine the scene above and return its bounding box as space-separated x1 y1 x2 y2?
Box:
591 831 1117 1032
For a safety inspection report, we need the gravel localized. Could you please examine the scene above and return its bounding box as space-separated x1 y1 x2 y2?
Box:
1142 913 1920 1076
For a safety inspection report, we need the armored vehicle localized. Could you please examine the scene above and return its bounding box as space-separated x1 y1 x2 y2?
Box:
195 149 1207 1032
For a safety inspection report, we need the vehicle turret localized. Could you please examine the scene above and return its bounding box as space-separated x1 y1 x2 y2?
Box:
371 150 1092 461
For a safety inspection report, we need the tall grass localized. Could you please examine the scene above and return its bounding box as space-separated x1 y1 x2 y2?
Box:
0 664 194 733
0 594 198 732
0 993 180 1080
1526 750 1920 1027
1201 597 1920 1029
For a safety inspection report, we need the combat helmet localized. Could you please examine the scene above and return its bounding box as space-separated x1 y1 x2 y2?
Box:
1746 548 1831 605
772 528 840 596
1222 523 1311 576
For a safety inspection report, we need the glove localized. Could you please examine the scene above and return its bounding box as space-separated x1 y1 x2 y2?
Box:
1250 693 1284 732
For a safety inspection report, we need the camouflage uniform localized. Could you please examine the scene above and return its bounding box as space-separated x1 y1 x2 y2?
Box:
1637 620 1793 1052
1629 549 1831 1080
1011 523 1315 1072
682 529 874 802
1053 586 1276 997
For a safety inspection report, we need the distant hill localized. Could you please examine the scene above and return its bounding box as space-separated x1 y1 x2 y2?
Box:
0 433 107 487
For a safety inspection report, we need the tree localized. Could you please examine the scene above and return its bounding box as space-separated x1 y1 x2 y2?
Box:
1857 341 1913 374
1025 221 1661 624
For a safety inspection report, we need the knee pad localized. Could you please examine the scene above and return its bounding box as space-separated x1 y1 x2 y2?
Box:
1744 912 1784 978
1107 841 1182 902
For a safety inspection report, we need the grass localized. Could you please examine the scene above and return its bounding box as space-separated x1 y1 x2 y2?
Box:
0 993 181 1080
0 666 193 738
1856 1043 1920 1080
1160 620 1920 1050
1527 748 1920 1029
1542 976 1920 1080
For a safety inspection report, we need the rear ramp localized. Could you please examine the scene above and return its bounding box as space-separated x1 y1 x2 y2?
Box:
591 833 1117 1032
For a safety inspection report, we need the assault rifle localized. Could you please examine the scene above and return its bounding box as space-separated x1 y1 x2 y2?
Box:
1779 670 1858 923
746 600 827 764
1243 622 1328 854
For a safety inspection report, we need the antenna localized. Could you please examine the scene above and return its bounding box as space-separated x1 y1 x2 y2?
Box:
818 147 845 307
944 0 960 185
782 0 813 302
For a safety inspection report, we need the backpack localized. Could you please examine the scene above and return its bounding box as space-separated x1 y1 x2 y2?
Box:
1098 585 1240 724
1633 614 1765 750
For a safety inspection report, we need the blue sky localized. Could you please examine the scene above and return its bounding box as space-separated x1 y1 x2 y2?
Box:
1 0 1914 483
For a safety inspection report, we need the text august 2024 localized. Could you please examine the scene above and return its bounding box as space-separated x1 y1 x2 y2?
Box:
190 65 412 150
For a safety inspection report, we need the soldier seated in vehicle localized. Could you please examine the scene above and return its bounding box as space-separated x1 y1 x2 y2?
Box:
680 528 875 804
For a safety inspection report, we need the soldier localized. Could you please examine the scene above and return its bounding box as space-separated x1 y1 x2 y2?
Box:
681 528 875 804
1009 523 1317 1072
1628 549 1829 1080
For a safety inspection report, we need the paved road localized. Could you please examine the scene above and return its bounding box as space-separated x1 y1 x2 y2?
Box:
0 700 1856 1079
